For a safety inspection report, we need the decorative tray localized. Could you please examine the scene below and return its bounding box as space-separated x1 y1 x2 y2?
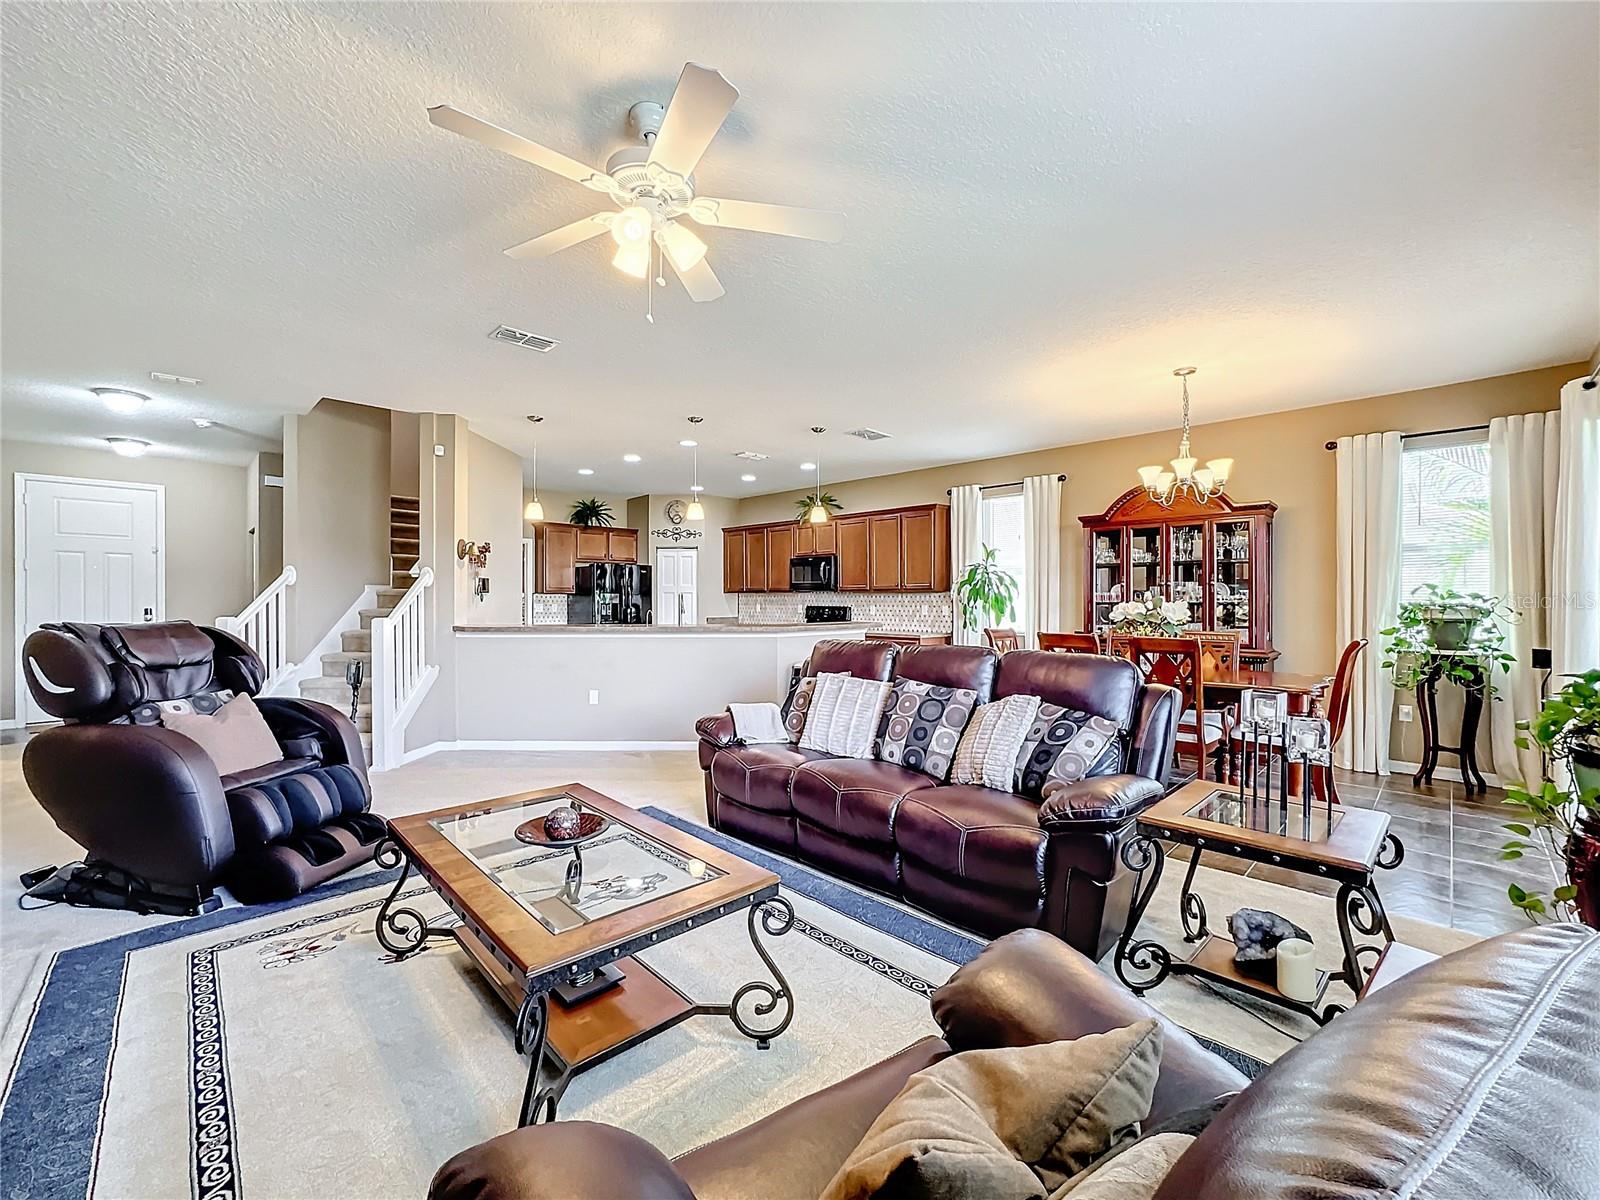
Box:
514 811 610 847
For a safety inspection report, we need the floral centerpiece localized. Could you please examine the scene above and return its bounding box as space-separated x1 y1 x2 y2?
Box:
1107 591 1190 635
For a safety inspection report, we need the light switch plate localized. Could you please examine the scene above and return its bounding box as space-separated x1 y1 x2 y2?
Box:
588 689 600 705
434 444 446 457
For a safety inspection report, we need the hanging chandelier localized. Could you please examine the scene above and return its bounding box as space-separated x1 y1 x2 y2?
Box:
523 415 545 521
1137 368 1233 505
684 416 705 520
806 427 829 523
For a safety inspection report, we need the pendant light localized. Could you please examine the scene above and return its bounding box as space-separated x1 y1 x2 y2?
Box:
685 416 706 521
806 426 829 523
524 415 545 522
1136 368 1233 506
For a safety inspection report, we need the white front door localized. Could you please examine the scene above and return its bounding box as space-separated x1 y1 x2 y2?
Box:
654 548 698 626
18 475 163 722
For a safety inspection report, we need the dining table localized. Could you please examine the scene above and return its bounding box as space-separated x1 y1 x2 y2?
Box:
1199 666 1334 716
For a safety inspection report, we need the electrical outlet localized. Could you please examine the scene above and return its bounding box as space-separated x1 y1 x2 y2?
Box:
1397 704 1414 723
588 689 600 706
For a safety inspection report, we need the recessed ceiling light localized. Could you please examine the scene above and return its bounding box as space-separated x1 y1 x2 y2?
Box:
679 439 698 448
577 467 595 476
741 474 757 482
106 437 150 458
800 461 816 471
622 453 641 463
92 388 148 415
690 484 705 493
192 418 214 429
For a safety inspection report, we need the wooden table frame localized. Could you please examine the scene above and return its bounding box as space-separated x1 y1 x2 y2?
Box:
375 784 791 1126
1112 779 1404 1025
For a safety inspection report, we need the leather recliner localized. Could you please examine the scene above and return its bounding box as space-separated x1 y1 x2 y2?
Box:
20 620 383 905
696 639 1181 959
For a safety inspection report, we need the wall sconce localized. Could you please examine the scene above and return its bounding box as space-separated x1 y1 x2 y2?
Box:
457 539 491 569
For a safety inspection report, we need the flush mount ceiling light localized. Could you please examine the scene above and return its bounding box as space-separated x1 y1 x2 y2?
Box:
1136 368 1234 506
679 438 698 448
623 453 641 463
684 416 706 520
806 427 830 524
741 473 757 482
92 388 148 415
106 437 150 458
524 415 545 522
577 467 595 475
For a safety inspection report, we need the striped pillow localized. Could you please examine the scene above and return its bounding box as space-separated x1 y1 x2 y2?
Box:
800 675 894 759
950 695 1042 790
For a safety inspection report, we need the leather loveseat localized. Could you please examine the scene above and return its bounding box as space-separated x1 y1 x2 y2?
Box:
695 639 1182 959
21 620 383 906
431 922 1600 1200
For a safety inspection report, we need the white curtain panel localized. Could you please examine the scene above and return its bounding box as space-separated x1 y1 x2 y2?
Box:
1022 474 1063 649
1488 412 1561 788
949 484 984 646
1335 432 1403 774
1551 377 1600 677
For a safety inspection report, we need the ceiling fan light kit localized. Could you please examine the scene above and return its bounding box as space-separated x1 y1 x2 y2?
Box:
428 62 844 316
1137 368 1234 506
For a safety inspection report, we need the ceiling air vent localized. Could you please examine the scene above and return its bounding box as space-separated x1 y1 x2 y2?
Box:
733 450 770 461
489 324 560 353
847 427 892 441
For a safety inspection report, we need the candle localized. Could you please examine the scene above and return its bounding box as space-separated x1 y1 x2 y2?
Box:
1277 938 1317 1002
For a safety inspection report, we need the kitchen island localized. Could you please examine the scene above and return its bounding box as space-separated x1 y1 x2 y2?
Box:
447 623 873 745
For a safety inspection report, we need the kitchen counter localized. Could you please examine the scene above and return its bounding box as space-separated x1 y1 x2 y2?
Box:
454 622 876 635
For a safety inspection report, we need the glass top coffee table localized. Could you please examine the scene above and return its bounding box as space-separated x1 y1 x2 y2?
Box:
374 784 790 1126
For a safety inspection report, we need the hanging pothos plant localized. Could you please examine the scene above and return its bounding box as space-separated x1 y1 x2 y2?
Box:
1380 585 1515 698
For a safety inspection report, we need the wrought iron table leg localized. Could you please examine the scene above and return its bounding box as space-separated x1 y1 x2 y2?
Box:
1323 876 1391 1022
372 836 454 958
514 990 572 1127
1112 833 1173 995
1178 847 1208 942
690 896 797 1049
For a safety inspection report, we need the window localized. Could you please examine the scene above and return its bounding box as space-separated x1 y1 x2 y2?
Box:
1399 431 1492 601
980 488 1027 631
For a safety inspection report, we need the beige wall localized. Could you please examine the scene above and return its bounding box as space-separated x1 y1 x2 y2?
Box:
1 439 253 722
390 410 421 502
736 362 1580 679
464 432 525 626
522 489 634 540
635 492 738 622
283 398 390 660
248 450 283 593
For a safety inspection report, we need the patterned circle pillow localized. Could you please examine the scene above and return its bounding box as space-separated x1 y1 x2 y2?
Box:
875 679 979 781
1014 703 1125 798
781 672 846 742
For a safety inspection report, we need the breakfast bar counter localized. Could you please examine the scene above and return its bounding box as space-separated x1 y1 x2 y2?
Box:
453 623 877 635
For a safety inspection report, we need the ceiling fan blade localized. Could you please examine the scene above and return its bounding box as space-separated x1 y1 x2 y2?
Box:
428 105 616 196
687 197 845 243
503 215 612 260
647 64 739 178
673 254 726 303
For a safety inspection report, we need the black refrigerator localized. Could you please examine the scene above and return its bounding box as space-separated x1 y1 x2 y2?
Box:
569 563 654 625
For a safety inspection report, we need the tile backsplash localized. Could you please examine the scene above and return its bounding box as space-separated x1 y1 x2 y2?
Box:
737 591 954 635
527 595 568 624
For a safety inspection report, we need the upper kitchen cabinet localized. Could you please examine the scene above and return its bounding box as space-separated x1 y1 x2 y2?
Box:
766 524 798 592
796 522 837 555
723 528 747 592
867 514 901 589
898 506 950 591
836 517 870 590
574 525 638 564
721 503 949 594
534 523 578 594
744 526 770 592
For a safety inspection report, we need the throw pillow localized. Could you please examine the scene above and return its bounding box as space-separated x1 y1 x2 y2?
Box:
1047 1133 1195 1200
819 1020 1163 1200
951 695 1043 790
1014 703 1123 799
160 693 283 776
800 675 894 759
781 671 845 742
875 679 979 781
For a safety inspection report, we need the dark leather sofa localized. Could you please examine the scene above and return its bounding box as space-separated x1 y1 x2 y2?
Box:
21 620 382 905
432 922 1600 1200
695 640 1181 958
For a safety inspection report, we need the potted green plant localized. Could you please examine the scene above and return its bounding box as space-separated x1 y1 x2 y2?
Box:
1380 586 1516 698
568 498 615 527
954 546 1018 633
1502 669 1600 930
793 492 843 522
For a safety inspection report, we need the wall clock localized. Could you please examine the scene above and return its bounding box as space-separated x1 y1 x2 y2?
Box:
664 498 687 525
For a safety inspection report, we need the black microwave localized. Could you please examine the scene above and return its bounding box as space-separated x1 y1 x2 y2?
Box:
790 554 838 592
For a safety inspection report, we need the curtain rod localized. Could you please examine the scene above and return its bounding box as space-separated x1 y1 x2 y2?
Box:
945 475 1066 496
1322 423 1488 451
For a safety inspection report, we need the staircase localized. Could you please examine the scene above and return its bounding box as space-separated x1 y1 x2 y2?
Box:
297 497 421 762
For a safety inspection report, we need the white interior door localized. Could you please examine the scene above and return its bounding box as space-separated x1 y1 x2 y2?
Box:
19 475 163 722
654 548 698 626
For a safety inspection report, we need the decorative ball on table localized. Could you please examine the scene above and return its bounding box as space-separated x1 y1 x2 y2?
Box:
543 805 583 841
1228 908 1311 976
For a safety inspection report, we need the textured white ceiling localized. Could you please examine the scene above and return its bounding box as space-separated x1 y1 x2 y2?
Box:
2 2 1595 485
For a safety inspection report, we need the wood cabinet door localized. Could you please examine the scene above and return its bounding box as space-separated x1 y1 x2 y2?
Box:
900 509 936 590
539 525 577 594
608 529 638 562
767 524 797 592
576 528 610 562
796 524 815 555
723 530 746 592
812 521 838 555
868 515 902 590
836 517 870 590
745 527 769 592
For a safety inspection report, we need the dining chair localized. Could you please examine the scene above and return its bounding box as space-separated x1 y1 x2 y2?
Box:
1315 637 1368 804
1195 631 1241 681
1037 632 1102 653
1123 636 1228 780
984 628 1022 653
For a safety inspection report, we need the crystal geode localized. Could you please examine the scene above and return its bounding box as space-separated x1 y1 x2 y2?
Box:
543 806 582 840
1228 907 1311 967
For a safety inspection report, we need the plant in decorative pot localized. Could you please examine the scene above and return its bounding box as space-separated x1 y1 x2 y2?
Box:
1380 585 1516 698
568 498 615 527
954 545 1018 633
793 492 843 522
1502 669 1600 929
1106 591 1191 636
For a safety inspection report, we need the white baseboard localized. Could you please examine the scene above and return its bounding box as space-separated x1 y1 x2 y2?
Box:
1387 758 1505 789
388 739 698 769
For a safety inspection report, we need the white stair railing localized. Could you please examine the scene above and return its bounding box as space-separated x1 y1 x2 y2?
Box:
370 565 437 771
217 565 297 691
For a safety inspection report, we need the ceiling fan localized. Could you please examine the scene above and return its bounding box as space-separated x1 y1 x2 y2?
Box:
429 64 845 303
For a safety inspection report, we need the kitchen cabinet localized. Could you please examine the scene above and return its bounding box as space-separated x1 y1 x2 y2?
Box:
868 515 902 590
576 527 610 563
744 527 770 592
899 507 949 591
606 528 638 562
836 517 870 590
723 529 746 592
535 523 578 594
566 525 637 564
796 522 837 555
766 523 797 592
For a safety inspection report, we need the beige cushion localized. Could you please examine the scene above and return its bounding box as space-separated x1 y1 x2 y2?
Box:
951 694 1042 790
800 675 893 759
820 1020 1163 1200
161 693 283 776
1049 1133 1195 1199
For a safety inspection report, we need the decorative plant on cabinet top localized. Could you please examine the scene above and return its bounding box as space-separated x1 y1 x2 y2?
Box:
954 546 1017 632
568 498 616 527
